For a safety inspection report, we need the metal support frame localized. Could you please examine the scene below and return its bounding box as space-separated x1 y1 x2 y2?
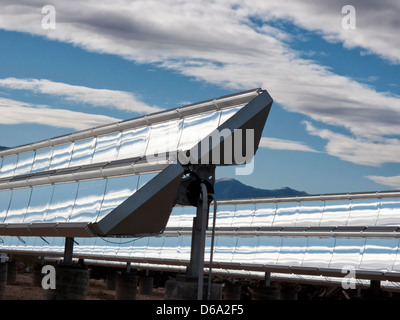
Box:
63 237 74 265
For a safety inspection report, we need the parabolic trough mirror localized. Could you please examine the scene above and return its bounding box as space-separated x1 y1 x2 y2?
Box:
0 88 273 238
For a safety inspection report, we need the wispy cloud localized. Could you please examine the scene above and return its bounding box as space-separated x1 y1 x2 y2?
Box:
366 175 400 189
0 0 399 169
0 78 161 114
259 137 320 153
0 97 120 131
304 121 400 167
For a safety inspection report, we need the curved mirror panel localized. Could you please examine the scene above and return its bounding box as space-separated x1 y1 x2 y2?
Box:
0 155 18 178
145 120 183 160
137 173 157 190
273 203 299 227
161 236 182 260
347 199 380 226
302 237 335 268
117 126 149 161
178 111 221 152
130 237 150 258
255 237 282 265
376 198 400 226
166 206 184 229
320 200 351 226
215 204 236 228
145 236 165 259
49 143 73 170
31 148 53 173
45 182 79 222
359 238 399 271
69 179 107 222
218 106 244 126
92 133 121 164
14 152 35 176
24 184 54 223
178 236 192 261
179 206 196 228
253 203 276 227
4 188 32 223
231 203 255 227
231 237 258 264
296 201 324 227
329 238 365 269
69 138 96 167
96 175 139 222
213 236 237 262
276 237 308 266
0 189 12 222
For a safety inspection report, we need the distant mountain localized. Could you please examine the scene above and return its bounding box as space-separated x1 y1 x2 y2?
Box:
214 178 308 200
0 146 7 151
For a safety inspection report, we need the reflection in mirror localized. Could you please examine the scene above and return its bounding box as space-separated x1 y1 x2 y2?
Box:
215 204 236 228
145 236 165 259
273 203 299 227
232 203 255 227
347 199 380 226
376 198 400 226
178 236 192 261
218 106 244 126
45 182 79 222
24 184 54 223
232 237 259 264
359 238 399 271
253 203 277 227
145 120 183 160
277 237 308 266
69 179 107 222
213 236 237 262
329 238 365 269
116 237 136 259
69 138 96 167
137 173 157 190
73 237 97 256
296 201 324 227
14 152 35 176
0 189 12 222
166 205 184 229
101 238 119 258
320 200 351 226
117 127 149 160
178 111 221 152
131 237 150 258
92 133 121 163
256 237 282 265
31 148 53 173
0 155 18 178
179 206 197 228
162 236 182 260
96 175 139 221
302 237 335 268
4 188 32 223
49 143 73 170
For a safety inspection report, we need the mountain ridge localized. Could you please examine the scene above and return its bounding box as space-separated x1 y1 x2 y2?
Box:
214 178 307 200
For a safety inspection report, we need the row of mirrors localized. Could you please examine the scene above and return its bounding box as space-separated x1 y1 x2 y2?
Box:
0 107 242 179
1 235 400 273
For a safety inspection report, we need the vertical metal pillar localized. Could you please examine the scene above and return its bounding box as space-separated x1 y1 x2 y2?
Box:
63 237 74 265
186 183 209 300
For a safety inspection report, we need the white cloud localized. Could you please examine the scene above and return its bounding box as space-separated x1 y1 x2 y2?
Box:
366 175 400 189
0 78 161 114
0 0 399 168
304 121 400 167
0 97 120 131
259 137 320 153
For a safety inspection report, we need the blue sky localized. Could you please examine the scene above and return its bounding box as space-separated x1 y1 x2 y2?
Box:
0 0 399 195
